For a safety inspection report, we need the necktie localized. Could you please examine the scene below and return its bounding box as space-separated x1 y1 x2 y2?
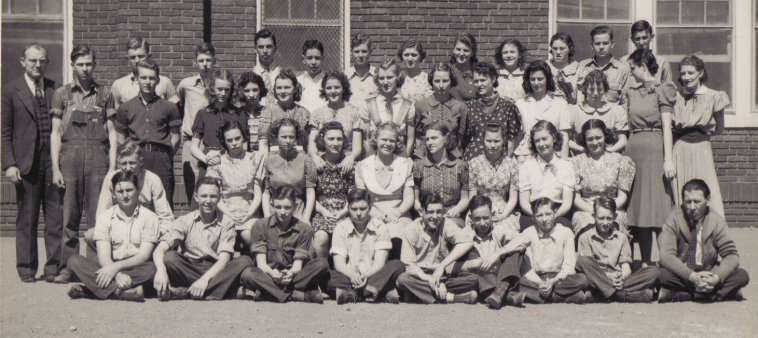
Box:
34 82 45 108
685 224 700 270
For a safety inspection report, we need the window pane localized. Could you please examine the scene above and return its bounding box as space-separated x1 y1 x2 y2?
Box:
755 27 757 107
658 28 732 100
265 26 342 71
10 0 36 14
582 0 605 20
264 0 289 19
705 1 730 25
607 0 631 20
682 1 705 24
317 0 340 20
657 1 680 24
292 0 315 20
557 0 580 19
555 23 631 62
39 0 62 15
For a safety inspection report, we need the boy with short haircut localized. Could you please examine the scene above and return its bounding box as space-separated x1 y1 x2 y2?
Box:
115 60 181 209
620 20 671 84
239 185 329 303
657 179 750 303
111 37 175 108
458 195 525 309
252 28 280 106
297 40 326 112
346 33 378 109
152 177 254 301
576 197 658 303
327 189 406 304
396 192 478 304
578 25 630 104
500 197 589 304
171 42 217 208
67 171 159 302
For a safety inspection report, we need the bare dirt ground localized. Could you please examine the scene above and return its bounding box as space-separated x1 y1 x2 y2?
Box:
1 230 756 338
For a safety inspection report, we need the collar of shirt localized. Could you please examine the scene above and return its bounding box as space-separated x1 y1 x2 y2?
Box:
193 75 204 88
267 215 303 234
579 101 612 114
551 60 580 76
421 219 442 240
254 63 280 75
71 77 99 95
24 73 42 95
420 154 457 168
536 155 559 174
588 226 621 243
428 95 455 109
524 93 555 104
498 67 524 79
631 80 661 94
191 210 222 229
681 84 709 99
139 93 160 106
114 204 141 221
347 65 376 80
535 226 558 241
300 71 325 82
588 57 621 71
347 219 380 237
473 229 495 243
377 92 403 104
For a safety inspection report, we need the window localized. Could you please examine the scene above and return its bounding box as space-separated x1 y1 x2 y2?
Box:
1 0 67 87
260 0 345 71
554 0 634 62
655 0 733 103
754 2 757 108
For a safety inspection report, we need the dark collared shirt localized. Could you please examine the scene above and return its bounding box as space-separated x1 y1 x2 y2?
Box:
250 216 314 269
115 94 181 148
191 104 249 149
412 155 469 208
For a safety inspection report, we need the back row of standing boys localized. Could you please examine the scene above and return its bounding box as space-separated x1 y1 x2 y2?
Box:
2 20 748 306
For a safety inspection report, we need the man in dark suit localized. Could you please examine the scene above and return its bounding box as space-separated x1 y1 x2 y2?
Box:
1 43 64 283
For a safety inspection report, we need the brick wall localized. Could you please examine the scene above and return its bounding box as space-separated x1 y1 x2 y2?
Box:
3 0 757 234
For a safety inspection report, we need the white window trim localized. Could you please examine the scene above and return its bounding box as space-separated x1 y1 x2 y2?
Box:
63 0 73 84
550 0 757 127
255 0 350 70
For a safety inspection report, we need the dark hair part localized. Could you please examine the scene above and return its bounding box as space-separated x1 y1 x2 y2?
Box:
315 121 346 153
397 40 426 62
494 38 527 69
523 60 556 95
580 69 610 96
422 122 457 155
375 58 405 88
578 119 617 149
449 32 478 65
319 71 352 101
628 48 659 76
682 179 711 200
126 37 150 52
420 191 444 209
269 117 302 144
630 20 654 35
275 68 303 102
427 63 458 88
111 170 139 189
136 60 160 79
473 61 499 88
593 196 617 215
271 185 298 203
351 33 372 49
254 28 277 47
218 120 249 151
347 188 371 205
195 41 216 57
678 54 708 85
530 197 557 213
529 120 563 154
70 44 95 63
369 122 404 155
195 176 222 193
469 194 493 213
237 71 268 102
590 25 614 41
550 32 575 61
302 39 325 56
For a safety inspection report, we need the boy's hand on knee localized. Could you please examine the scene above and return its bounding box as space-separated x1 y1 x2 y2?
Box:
154 270 170 296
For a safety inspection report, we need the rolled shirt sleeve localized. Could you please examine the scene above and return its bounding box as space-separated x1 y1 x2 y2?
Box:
140 213 160 244
249 219 269 256
216 221 237 255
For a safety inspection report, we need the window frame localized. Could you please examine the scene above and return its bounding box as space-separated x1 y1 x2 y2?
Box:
549 0 758 127
255 0 350 72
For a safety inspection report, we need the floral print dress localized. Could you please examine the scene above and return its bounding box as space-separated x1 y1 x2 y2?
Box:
312 155 355 233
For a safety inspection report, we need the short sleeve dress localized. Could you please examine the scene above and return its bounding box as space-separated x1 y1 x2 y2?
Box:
261 150 317 220
468 153 521 233
625 81 677 229
671 86 729 217
549 60 581 104
449 63 476 102
571 152 635 235
460 97 521 161
496 68 526 102
400 71 433 104
413 95 466 158
355 154 414 238
309 103 368 154
412 155 468 210
312 154 356 234
206 151 264 231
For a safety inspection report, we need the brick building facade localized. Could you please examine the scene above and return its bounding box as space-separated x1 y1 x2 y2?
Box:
2 0 757 233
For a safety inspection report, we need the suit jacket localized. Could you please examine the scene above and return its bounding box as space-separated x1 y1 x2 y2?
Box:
658 206 740 283
1 76 56 175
